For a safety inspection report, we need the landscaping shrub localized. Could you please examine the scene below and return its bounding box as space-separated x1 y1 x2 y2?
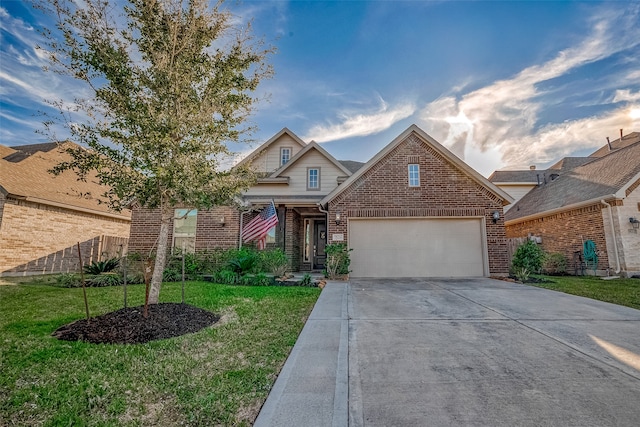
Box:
214 269 239 285
258 249 289 276
324 243 352 279
54 273 83 288
543 252 567 275
240 272 274 286
511 240 545 276
87 272 122 287
299 273 313 287
83 257 120 275
227 248 259 275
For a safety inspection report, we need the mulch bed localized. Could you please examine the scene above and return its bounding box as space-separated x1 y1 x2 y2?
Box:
52 303 220 344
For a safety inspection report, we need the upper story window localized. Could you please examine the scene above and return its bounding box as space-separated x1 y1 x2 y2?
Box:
280 147 291 166
408 164 420 187
307 168 320 190
173 209 197 253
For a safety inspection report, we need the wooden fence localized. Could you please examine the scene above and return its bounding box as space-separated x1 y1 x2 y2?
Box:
506 237 528 266
99 235 129 260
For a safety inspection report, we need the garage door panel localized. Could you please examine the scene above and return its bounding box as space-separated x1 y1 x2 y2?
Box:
349 218 485 278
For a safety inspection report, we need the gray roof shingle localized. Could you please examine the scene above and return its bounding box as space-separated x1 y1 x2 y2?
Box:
506 141 640 221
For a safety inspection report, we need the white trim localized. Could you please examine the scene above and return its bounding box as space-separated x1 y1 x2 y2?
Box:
234 128 307 169
272 141 352 177
408 163 420 187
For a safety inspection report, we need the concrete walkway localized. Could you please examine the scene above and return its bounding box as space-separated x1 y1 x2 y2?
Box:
255 278 640 426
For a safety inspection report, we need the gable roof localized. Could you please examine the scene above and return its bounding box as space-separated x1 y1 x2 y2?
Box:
234 127 307 170
589 131 640 158
321 124 514 206
338 160 365 174
506 141 640 222
271 140 353 178
488 170 540 184
1 142 130 220
547 156 594 171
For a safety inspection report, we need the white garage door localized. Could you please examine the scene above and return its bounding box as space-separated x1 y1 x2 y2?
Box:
349 218 486 278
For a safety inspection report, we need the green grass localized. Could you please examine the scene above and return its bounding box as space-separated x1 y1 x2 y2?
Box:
530 275 640 310
0 281 320 426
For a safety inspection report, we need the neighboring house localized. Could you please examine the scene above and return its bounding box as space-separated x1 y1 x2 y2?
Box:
504 136 640 277
128 125 513 277
0 142 131 276
488 167 539 212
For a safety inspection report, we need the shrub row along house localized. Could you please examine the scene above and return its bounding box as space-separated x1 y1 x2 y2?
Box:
0 142 131 276
490 131 640 277
128 125 514 278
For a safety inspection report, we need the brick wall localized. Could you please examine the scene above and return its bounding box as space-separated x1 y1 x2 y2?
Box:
128 205 239 256
505 203 609 272
327 133 510 275
0 197 130 275
283 208 302 271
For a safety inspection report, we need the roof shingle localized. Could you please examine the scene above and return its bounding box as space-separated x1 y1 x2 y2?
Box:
506 141 640 221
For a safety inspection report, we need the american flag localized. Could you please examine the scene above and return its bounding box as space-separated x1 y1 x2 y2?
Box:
242 201 278 250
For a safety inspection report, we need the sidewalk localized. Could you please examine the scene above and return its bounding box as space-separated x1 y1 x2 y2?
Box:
253 281 349 427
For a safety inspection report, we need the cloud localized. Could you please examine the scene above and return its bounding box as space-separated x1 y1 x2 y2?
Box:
304 96 415 142
613 89 640 103
417 5 640 172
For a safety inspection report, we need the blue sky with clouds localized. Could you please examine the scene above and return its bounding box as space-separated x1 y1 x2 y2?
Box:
1 0 639 176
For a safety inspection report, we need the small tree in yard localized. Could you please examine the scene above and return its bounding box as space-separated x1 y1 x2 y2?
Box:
39 0 273 304
511 239 545 280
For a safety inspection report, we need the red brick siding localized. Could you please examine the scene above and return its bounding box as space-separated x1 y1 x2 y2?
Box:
327 133 509 275
505 203 609 271
195 207 240 250
128 206 239 255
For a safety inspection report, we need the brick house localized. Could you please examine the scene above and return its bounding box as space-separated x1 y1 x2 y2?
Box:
128 125 513 277
0 142 131 276
504 133 640 277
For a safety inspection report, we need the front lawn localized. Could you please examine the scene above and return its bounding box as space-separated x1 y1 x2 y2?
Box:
530 275 640 310
0 281 320 426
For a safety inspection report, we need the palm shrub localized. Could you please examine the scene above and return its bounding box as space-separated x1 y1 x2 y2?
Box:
258 249 289 276
83 257 120 275
511 240 545 280
227 248 259 276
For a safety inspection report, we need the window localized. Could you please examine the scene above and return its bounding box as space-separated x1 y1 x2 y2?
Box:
173 209 197 253
307 168 320 190
408 164 420 187
280 147 291 166
266 223 276 244
303 219 311 262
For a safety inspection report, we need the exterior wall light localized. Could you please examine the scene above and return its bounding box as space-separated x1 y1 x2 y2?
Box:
335 211 341 225
492 211 500 224
630 217 640 229
219 216 226 226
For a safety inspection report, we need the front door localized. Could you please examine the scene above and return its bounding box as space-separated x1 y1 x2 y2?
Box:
313 221 327 270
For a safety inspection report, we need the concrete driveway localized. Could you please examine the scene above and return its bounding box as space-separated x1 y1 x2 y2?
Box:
255 278 640 426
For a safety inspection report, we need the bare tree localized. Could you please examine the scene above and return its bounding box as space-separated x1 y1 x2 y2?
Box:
40 0 273 303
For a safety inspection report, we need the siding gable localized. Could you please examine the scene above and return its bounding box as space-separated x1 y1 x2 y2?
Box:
250 133 305 173
245 147 347 196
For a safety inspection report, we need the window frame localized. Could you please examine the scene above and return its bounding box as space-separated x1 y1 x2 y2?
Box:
307 167 321 190
408 164 420 187
173 208 198 253
280 147 292 166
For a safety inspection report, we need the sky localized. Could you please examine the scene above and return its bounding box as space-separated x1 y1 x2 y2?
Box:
1 1 640 177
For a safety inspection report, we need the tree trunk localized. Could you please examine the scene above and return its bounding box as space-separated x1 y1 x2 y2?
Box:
148 209 172 304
